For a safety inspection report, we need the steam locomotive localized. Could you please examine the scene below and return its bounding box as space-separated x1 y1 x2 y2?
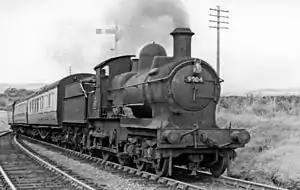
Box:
7 27 250 177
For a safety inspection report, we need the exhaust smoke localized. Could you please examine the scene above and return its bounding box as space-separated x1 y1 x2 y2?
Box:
105 0 190 55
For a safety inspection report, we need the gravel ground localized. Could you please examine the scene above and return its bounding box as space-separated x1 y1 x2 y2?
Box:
23 141 171 190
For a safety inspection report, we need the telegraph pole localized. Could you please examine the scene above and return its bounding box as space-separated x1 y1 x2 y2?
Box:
209 5 229 77
96 21 119 56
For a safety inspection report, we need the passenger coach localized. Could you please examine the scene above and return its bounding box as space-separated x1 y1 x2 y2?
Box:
10 73 94 139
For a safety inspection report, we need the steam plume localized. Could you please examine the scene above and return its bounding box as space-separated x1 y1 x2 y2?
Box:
105 0 190 55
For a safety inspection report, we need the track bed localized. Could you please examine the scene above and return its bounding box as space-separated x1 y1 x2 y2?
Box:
0 133 97 190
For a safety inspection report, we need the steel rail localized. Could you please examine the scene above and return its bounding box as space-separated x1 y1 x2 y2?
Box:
0 132 97 190
0 165 17 190
18 134 288 190
13 135 96 190
0 131 17 190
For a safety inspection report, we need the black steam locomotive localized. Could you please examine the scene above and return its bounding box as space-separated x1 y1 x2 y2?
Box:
7 27 250 177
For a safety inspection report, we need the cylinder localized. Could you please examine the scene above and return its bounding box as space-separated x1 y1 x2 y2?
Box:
170 27 194 58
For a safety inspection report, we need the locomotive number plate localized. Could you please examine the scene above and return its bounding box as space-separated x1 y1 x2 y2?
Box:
184 76 204 83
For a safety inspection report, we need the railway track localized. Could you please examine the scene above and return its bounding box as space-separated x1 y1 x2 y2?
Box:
17 133 288 190
0 132 100 190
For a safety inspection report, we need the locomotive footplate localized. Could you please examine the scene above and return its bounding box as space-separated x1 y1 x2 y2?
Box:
158 127 250 150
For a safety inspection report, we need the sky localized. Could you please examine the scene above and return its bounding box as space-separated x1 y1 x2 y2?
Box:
0 0 300 94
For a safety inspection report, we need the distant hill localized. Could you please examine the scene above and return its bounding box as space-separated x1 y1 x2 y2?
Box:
223 88 300 97
0 87 38 110
0 83 47 109
0 83 47 93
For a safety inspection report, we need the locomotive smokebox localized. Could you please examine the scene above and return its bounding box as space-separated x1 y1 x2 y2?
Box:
170 27 194 58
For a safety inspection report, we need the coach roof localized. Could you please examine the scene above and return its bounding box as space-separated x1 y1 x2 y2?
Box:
14 73 93 103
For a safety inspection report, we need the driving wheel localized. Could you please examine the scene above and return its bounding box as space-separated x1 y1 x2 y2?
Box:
209 155 229 178
102 151 111 161
118 155 131 166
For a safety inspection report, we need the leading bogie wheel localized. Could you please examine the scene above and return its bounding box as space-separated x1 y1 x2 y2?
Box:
155 158 169 177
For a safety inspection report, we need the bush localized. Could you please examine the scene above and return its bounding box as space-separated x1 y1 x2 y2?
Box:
218 95 300 117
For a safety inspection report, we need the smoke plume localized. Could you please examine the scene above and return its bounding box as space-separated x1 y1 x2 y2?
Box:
47 0 190 74
105 0 190 55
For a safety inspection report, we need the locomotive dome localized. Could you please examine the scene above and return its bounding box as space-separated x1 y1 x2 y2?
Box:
138 42 167 59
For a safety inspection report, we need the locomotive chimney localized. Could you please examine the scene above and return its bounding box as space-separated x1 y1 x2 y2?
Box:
170 27 194 57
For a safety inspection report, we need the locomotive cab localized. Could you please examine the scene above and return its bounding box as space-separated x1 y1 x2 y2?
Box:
91 55 134 118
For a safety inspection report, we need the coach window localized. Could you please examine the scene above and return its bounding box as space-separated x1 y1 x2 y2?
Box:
41 96 44 111
39 98 41 111
44 95 48 108
40 97 42 111
48 94 51 107
37 98 39 112
39 98 42 111
35 99 37 113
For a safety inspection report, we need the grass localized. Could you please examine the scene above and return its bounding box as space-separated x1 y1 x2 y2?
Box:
217 96 300 189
